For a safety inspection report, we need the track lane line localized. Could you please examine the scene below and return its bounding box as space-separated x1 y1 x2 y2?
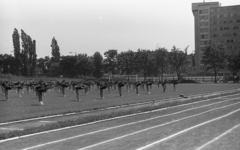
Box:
136 111 240 150
21 99 240 150
195 124 240 150
2 93 239 144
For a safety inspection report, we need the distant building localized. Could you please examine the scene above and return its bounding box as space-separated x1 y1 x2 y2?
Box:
192 2 240 73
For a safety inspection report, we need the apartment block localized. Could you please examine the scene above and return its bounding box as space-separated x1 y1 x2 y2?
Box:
192 2 240 73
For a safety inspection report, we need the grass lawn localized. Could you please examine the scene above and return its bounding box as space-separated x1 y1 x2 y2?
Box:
0 83 240 123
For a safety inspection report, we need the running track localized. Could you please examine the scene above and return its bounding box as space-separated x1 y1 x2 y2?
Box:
1 93 240 150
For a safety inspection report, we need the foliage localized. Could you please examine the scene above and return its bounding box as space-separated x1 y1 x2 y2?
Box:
154 48 169 81
93 52 103 78
37 56 51 75
12 28 21 75
20 30 37 76
135 49 155 79
228 51 240 75
117 50 136 75
75 54 94 78
168 46 189 80
103 49 118 75
51 37 61 62
202 40 228 83
59 56 77 78
0 54 15 74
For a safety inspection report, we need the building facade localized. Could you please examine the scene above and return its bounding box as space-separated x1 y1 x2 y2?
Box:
192 2 240 73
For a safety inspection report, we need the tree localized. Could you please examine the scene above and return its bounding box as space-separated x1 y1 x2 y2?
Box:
75 54 94 78
202 40 228 83
168 46 190 80
155 48 169 81
103 49 118 75
59 56 77 78
29 40 37 76
135 49 155 80
51 37 60 62
20 30 36 76
37 56 51 75
117 50 136 75
93 52 103 78
0 54 15 74
12 28 21 75
228 51 240 76
0 54 3 73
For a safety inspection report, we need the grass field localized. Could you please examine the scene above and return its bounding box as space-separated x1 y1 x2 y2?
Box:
1 83 240 123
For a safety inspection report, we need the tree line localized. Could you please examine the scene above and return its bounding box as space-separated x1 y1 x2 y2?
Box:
0 28 239 82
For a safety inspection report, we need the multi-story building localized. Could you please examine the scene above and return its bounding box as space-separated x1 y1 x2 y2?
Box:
192 2 240 73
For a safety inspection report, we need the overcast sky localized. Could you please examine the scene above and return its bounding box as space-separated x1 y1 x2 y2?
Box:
0 0 239 58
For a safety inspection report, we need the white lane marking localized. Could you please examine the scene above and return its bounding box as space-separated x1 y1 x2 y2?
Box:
136 111 240 150
79 105 240 150
2 92 237 144
1 92 239 126
0 128 23 131
195 124 240 150
22 99 240 150
38 121 56 123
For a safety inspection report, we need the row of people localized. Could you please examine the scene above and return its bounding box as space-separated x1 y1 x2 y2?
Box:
0 79 181 105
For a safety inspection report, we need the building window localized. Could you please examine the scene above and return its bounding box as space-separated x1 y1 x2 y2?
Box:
225 33 232 37
200 28 209 33
212 21 217 25
233 33 237 36
233 26 239 29
227 39 234 43
199 15 208 20
200 34 209 39
224 14 228 17
200 41 208 45
218 14 224 18
224 27 229 30
211 15 217 18
199 22 209 27
199 9 208 14
212 27 217 31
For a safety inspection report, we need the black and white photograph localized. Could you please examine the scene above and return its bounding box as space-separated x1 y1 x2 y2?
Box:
0 0 240 149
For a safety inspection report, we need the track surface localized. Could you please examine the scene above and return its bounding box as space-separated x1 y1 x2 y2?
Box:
1 93 240 150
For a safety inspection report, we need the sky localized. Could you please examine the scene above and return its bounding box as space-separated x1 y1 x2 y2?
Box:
0 0 239 58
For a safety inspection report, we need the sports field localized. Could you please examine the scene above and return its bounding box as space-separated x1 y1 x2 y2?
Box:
1 87 240 150
1 83 240 123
